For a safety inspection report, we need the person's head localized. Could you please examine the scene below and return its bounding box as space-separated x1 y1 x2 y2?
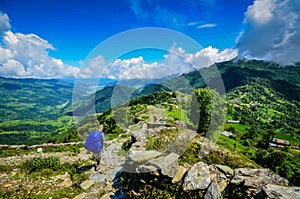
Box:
99 124 104 132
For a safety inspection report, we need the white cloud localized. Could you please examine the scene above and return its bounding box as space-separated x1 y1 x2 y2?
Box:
78 55 106 78
236 0 300 65
82 46 237 80
197 23 217 29
0 12 79 78
0 59 26 77
0 12 10 33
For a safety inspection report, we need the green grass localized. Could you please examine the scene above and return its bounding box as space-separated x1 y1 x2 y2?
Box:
225 123 249 134
0 164 13 173
218 136 248 151
165 107 192 126
290 149 300 163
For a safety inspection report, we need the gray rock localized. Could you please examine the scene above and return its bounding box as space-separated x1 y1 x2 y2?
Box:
204 178 221 199
231 168 288 188
124 150 162 173
262 184 300 199
147 153 180 178
183 162 211 191
80 180 95 190
131 142 147 150
89 173 107 183
128 150 162 163
130 130 146 142
230 168 289 197
214 164 234 178
73 191 100 199
136 165 159 176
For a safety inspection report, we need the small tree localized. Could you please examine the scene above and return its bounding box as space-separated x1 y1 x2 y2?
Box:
189 88 226 140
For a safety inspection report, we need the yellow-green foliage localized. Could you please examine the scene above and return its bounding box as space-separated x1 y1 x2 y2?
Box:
145 128 179 152
178 142 203 165
203 150 257 169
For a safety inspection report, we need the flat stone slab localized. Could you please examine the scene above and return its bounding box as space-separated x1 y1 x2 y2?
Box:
80 180 95 190
89 173 107 183
129 150 162 163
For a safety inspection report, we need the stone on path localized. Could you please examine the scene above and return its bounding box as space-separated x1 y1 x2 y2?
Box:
128 150 162 163
80 180 95 190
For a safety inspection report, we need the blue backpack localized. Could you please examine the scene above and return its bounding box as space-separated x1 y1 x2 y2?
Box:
84 131 103 153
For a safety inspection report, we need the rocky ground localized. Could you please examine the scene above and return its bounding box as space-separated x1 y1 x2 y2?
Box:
1 109 300 199
0 136 127 199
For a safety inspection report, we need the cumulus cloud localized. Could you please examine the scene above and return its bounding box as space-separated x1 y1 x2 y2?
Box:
0 12 10 33
236 0 300 65
81 46 237 80
0 12 79 78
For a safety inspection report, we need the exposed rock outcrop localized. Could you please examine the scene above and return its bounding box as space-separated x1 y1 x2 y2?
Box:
262 184 300 199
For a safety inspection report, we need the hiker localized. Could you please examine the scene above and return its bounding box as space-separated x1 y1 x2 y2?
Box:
84 124 106 171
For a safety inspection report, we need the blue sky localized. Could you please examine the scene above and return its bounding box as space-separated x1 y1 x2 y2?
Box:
0 0 299 79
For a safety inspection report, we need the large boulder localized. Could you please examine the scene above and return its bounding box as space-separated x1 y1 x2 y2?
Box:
124 150 162 173
127 150 162 163
183 162 211 191
147 153 180 178
130 130 146 143
262 184 300 199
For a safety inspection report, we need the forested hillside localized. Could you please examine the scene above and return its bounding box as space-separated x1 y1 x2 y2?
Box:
0 77 74 144
0 60 299 146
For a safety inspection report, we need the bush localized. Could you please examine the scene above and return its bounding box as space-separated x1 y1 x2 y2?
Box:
0 164 13 173
20 156 61 173
178 142 202 165
203 150 257 169
145 128 179 152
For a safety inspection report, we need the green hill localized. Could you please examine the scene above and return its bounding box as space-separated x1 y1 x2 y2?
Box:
0 60 299 146
0 77 74 145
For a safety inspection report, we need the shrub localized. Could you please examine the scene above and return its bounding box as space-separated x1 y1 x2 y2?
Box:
20 156 61 173
145 128 179 152
178 142 202 165
0 164 13 173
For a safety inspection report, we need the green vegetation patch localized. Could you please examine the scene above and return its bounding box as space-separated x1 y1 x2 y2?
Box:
146 128 179 152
